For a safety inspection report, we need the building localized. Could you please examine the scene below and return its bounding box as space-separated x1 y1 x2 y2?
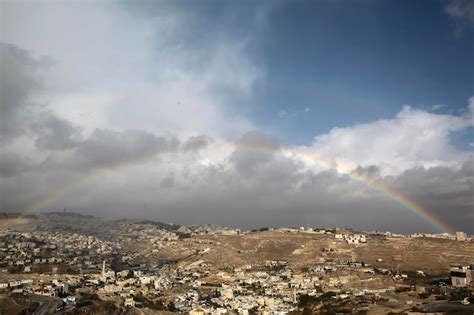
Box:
343 234 366 244
124 298 135 307
450 266 473 287
456 231 467 241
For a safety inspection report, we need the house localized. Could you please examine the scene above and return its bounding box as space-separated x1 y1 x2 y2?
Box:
456 232 467 241
124 297 135 307
450 266 473 287
220 286 234 299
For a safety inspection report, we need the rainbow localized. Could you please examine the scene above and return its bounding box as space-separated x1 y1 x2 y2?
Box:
18 141 454 233
280 147 454 233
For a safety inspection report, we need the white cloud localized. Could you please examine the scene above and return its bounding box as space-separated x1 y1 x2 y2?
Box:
303 100 474 175
430 104 445 111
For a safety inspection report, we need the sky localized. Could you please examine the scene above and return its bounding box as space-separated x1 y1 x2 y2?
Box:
0 0 473 233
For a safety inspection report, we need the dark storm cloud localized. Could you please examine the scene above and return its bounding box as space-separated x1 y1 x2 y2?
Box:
391 161 474 231
73 129 179 170
160 173 175 189
226 132 303 195
110 160 447 233
0 42 181 212
230 131 281 177
196 158 473 232
0 43 49 143
3 126 474 233
394 161 473 201
0 42 80 151
0 43 182 175
32 110 83 150
182 135 212 151
351 165 381 178
0 152 28 178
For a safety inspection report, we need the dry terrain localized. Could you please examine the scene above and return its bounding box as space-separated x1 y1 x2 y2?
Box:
129 229 474 274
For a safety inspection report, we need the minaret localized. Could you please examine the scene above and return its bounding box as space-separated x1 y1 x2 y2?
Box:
101 260 106 280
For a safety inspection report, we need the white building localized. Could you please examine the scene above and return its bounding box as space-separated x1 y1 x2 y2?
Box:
124 297 135 307
450 266 473 287
456 231 467 241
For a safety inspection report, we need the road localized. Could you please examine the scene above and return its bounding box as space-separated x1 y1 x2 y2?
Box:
30 294 61 315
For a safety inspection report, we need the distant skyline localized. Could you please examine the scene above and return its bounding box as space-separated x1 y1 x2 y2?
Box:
1 0 473 233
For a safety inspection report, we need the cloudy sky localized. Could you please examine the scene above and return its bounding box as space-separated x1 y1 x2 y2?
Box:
0 0 473 233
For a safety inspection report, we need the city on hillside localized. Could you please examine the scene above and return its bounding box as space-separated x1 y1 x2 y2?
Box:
0 212 472 314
